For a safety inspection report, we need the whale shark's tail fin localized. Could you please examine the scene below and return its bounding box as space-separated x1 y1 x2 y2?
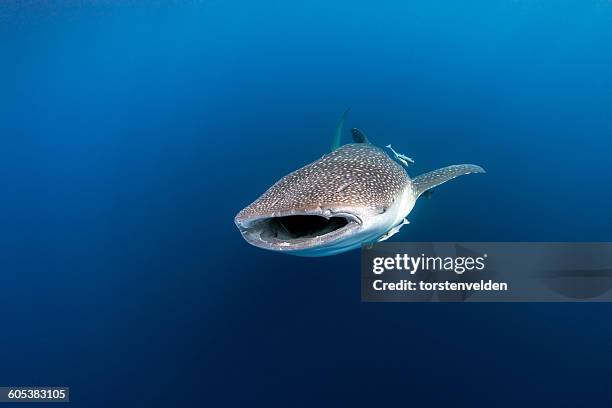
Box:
413 164 485 198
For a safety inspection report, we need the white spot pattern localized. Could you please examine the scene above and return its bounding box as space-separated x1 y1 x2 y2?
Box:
237 144 410 219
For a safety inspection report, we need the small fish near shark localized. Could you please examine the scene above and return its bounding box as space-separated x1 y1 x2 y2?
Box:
234 111 485 257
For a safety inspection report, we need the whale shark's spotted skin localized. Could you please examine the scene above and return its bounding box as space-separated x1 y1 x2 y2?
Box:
237 144 411 220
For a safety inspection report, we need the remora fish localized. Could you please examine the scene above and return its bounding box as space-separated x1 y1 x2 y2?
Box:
234 114 485 257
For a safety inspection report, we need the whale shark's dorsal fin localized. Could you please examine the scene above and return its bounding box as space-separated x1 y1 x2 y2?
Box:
413 164 485 198
350 128 370 144
330 108 350 151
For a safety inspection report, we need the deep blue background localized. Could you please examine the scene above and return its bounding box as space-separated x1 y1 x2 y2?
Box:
2 1 612 406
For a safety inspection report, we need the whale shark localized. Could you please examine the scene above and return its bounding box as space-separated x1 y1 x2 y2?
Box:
234 113 485 256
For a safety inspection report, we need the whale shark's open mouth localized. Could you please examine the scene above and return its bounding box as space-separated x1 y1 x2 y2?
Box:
235 211 361 252
260 215 349 240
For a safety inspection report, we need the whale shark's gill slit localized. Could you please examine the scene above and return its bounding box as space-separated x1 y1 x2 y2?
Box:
262 215 349 240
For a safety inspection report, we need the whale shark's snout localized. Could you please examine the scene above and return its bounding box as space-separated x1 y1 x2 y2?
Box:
234 206 365 256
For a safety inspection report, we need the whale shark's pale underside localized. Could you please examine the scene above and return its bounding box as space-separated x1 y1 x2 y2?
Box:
235 112 485 256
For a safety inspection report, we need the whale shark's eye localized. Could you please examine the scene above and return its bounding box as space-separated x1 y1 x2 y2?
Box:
262 215 349 240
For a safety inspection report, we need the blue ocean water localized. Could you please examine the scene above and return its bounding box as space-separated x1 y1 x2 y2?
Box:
2 0 612 406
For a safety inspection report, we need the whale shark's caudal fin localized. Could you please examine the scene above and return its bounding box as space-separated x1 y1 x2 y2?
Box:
331 108 350 151
413 164 485 198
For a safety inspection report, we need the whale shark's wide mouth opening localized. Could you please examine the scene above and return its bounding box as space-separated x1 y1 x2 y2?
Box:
235 211 360 250
261 215 349 240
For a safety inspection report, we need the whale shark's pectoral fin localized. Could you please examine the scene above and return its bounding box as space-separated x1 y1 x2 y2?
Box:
413 164 485 198
350 128 370 144
331 108 350 151
377 218 410 242
386 144 415 167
